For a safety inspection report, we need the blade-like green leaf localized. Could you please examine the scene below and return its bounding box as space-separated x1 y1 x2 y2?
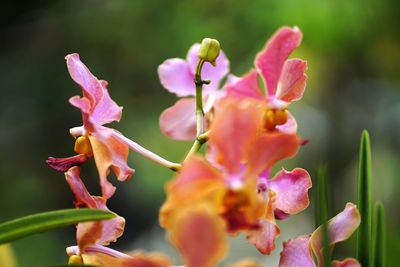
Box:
356 130 373 267
373 202 386 267
0 209 114 245
315 164 331 267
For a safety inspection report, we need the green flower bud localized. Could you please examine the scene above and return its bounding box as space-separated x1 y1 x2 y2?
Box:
198 38 220 66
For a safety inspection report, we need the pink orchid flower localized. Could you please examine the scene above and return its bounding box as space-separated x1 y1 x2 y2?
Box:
47 53 134 198
226 26 307 134
158 43 229 140
160 98 310 258
278 203 361 267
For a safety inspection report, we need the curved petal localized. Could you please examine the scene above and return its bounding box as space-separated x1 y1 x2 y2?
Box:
169 206 227 267
209 98 264 174
332 258 361 267
225 70 265 100
267 168 311 216
187 43 230 93
276 59 307 103
278 235 316 267
246 133 301 179
247 191 280 254
158 58 195 97
255 27 302 96
89 130 135 199
65 167 125 250
159 98 197 140
90 81 123 126
310 203 361 266
66 53 104 108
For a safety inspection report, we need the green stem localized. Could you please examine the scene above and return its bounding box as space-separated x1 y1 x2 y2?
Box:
356 130 373 267
373 202 386 267
315 165 331 267
184 59 210 160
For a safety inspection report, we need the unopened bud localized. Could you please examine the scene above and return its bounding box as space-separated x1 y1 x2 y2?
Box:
198 38 220 66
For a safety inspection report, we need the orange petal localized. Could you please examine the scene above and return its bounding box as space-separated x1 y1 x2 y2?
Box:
209 98 264 174
332 258 361 267
169 206 227 267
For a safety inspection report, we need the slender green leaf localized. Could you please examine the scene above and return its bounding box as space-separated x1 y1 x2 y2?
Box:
315 164 331 266
373 202 386 267
44 265 98 267
356 130 373 267
0 209 114 245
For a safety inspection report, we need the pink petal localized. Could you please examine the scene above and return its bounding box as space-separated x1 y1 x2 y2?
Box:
89 129 135 199
310 203 361 266
267 168 311 216
255 27 302 96
278 235 316 267
245 133 301 179
159 98 197 140
90 81 123 126
158 58 195 97
276 59 307 103
66 53 104 108
46 154 88 172
65 167 125 250
332 258 361 267
247 219 280 255
187 43 230 93
169 207 227 267
225 70 265 100
209 98 264 174
69 96 91 114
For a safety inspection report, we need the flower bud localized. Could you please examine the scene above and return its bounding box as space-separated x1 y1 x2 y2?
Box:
198 38 220 66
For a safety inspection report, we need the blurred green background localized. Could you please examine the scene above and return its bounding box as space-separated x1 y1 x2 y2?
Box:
1 0 399 266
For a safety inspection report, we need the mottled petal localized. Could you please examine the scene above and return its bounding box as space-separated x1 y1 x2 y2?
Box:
332 258 361 267
276 59 307 103
246 133 300 178
158 58 195 97
159 98 197 140
65 167 125 249
225 70 265 100
66 53 104 108
187 43 230 93
255 27 302 96
267 168 311 216
169 206 227 267
247 219 280 255
278 235 316 267
89 130 135 199
90 80 123 125
209 98 264 174
310 203 361 266
247 191 280 254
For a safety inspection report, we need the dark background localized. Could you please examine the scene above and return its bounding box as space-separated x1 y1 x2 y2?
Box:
0 0 399 266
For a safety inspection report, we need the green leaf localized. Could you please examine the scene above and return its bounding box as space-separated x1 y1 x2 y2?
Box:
0 209 114 245
356 130 373 266
315 164 331 267
44 265 98 267
373 202 386 267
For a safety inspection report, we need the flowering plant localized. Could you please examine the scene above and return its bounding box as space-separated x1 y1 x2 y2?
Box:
0 26 386 267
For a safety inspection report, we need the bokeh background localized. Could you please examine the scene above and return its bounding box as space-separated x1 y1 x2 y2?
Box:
1 0 399 266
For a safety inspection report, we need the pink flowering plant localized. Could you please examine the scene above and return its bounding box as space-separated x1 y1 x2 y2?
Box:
0 26 386 267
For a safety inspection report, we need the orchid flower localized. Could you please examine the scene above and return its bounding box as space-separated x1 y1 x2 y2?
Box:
160 98 310 260
47 54 179 199
158 43 229 140
278 203 361 267
226 26 307 134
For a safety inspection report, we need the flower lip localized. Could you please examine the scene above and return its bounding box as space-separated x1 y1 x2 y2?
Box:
46 154 88 172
